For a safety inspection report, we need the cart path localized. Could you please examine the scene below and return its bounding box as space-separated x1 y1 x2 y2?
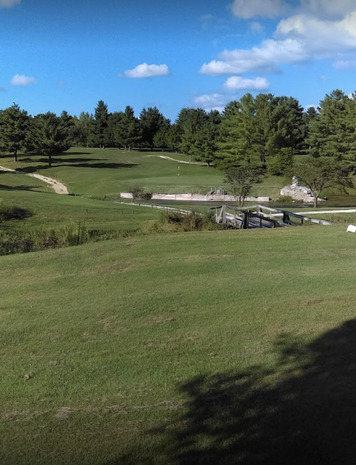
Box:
158 155 207 165
0 165 68 194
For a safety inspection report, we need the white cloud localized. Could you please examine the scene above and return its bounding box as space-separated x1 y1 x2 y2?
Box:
123 63 170 79
276 13 356 53
9 74 37 86
202 0 356 77
298 0 356 20
0 0 20 8
224 76 270 90
230 0 289 19
193 93 227 113
200 38 306 75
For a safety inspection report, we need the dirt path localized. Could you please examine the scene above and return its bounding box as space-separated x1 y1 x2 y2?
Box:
158 155 207 165
0 165 68 194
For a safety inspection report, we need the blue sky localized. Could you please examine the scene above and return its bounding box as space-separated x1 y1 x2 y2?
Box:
1 0 356 121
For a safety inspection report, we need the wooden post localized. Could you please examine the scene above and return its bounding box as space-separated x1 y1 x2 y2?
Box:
243 212 249 229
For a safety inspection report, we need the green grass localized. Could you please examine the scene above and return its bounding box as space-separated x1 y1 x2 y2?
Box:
2 148 356 463
2 226 356 464
0 148 225 196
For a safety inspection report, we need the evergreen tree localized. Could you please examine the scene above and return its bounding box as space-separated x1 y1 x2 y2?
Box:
92 100 109 148
72 112 94 147
0 103 30 161
216 93 304 171
308 90 356 160
117 106 141 151
193 110 221 166
139 107 169 149
176 108 208 161
31 112 71 167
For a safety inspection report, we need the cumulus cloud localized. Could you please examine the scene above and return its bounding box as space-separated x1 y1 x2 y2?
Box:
123 63 170 78
0 0 21 8
202 0 356 77
10 74 37 86
230 0 289 19
200 38 306 75
193 93 227 113
298 0 356 20
224 76 270 90
276 12 356 52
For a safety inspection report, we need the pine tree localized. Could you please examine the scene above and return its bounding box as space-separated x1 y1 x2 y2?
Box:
92 100 109 148
308 90 356 160
31 112 71 166
0 103 30 161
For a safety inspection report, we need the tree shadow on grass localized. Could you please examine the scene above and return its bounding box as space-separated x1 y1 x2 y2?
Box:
18 162 138 172
0 184 41 192
20 157 106 164
109 319 356 465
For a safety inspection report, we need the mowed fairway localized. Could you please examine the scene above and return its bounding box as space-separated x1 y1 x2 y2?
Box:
0 148 225 197
2 225 356 464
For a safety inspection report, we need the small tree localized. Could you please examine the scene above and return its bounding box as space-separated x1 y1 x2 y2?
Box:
31 112 71 167
224 166 260 206
295 157 353 207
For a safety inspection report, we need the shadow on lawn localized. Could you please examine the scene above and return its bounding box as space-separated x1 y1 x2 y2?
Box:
0 184 40 192
110 319 356 465
18 162 138 172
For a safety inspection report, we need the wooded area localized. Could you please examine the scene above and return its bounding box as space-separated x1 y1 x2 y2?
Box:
1 89 355 177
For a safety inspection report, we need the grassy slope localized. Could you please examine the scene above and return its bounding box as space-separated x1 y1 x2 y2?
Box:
2 225 356 464
0 148 225 197
2 149 356 463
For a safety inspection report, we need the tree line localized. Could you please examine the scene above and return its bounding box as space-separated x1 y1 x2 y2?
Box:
1 89 356 177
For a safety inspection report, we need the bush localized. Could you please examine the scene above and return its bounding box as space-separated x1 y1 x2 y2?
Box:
152 210 218 232
128 185 152 200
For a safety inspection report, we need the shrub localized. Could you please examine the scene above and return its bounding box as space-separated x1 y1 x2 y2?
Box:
153 210 218 232
128 185 152 200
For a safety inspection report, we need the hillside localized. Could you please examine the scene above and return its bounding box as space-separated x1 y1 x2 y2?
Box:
2 226 356 464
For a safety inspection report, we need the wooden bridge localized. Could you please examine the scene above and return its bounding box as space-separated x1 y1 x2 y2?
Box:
212 205 332 229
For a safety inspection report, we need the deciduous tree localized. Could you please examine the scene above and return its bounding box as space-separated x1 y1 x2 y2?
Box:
294 157 353 207
224 166 260 206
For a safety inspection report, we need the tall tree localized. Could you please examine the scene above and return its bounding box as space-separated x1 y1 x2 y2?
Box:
0 103 30 161
217 93 304 171
176 108 208 161
59 111 75 146
308 90 356 159
91 100 109 148
116 106 141 151
139 107 169 149
193 110 221 166
72 112 94 147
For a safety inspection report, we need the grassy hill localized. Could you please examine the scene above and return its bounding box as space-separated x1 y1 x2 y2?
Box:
2 226 356 464
2 148 356 463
